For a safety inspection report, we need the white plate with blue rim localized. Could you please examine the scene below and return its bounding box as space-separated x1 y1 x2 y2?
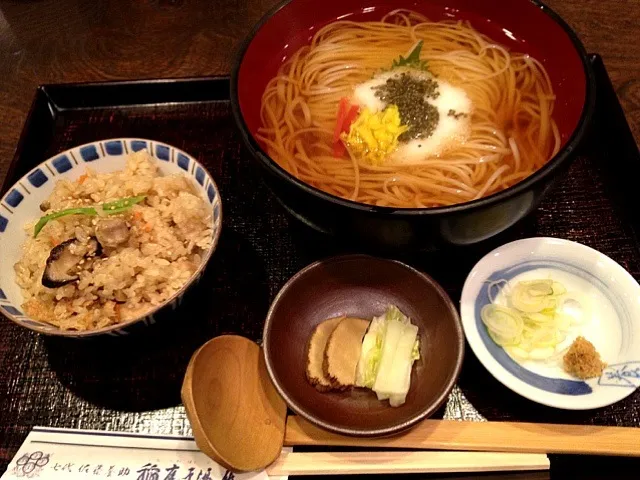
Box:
460 237 640 409
0 138 222 337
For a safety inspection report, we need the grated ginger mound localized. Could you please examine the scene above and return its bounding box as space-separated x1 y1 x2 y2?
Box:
563 336 606 379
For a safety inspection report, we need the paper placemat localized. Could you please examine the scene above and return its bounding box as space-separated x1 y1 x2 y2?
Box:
2 428 287 480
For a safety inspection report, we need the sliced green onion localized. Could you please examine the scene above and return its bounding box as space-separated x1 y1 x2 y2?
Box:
551 281 567 295
510 281 557 312
528 346 556 360
483 278 589 361
555 314 572 331
487 279 509 303
505 346 530 360
34 195 146 238
481 304 524 346
526 312 556 325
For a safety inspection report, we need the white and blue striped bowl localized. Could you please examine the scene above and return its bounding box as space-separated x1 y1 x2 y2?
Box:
461 237 640 409
0 138 222 337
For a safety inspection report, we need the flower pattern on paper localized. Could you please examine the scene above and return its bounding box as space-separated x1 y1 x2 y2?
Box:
12 452 51 477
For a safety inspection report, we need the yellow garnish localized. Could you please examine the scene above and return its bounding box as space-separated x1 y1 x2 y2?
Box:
344 105 408 165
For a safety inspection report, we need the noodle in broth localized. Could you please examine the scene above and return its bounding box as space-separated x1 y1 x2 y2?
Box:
258 9 560 208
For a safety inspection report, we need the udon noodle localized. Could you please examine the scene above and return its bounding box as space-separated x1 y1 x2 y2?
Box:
258 9 560 208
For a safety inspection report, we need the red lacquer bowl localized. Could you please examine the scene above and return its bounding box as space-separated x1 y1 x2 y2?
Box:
231 0 596 249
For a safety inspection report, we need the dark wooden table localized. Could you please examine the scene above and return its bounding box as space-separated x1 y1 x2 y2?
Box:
0 0 639 477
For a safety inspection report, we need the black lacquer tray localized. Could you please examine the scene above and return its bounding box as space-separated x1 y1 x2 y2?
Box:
1 55 639 479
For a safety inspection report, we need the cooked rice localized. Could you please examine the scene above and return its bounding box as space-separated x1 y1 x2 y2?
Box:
14 150 213 330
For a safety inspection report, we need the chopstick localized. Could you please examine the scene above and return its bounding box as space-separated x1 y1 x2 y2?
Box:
266 451 550 476
285 416 640 457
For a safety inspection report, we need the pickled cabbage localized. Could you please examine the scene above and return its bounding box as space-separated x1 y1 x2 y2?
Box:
355 305 420 406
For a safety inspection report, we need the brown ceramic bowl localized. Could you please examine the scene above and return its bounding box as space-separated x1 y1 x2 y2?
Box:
262 255 464 436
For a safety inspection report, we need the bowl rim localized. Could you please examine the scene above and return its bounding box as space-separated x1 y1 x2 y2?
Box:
0 137 223 337
459 236 640 409
231 0 597 216
262 254 465 436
